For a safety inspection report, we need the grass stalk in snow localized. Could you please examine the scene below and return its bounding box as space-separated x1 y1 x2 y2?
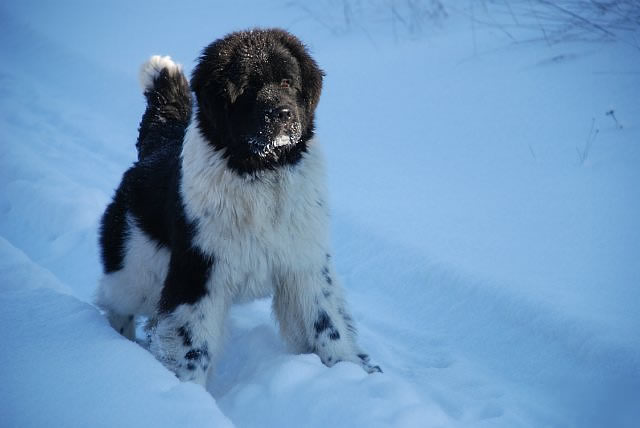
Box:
476 0 640 46
577 118 599 165
606 108 623 129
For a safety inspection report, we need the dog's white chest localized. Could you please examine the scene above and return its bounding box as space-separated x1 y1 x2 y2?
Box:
180 125 329 301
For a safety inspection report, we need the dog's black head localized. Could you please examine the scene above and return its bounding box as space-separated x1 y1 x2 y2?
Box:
191 29 324 174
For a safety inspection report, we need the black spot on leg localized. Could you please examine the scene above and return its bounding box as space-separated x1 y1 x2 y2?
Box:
128 315 134 321
321 266 332 286
187 363 196 371
183 343 209 368
358 353 370 362
314 310 332 334
177 326 192 347
185 349 198 360
119 327 124 334
315 310 341 341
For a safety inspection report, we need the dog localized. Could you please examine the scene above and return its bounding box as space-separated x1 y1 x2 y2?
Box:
96 28 381 385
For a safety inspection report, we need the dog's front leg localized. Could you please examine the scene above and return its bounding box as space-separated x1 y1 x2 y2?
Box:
274 254 382 374
149 248 228 385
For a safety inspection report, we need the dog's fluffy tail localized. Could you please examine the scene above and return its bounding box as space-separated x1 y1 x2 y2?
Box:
136 55 192 160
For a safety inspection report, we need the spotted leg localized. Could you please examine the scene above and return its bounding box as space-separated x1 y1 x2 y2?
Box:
274 254 382 374
147 244 228 386
148 292 228 385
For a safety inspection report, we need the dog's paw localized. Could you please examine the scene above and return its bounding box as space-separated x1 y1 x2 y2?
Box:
139 55 182 92
357 353 383 374
320 351 383 374
147 318 211 385
364 363 383 374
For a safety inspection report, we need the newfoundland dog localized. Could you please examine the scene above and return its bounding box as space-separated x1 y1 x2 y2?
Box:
96 28 380 385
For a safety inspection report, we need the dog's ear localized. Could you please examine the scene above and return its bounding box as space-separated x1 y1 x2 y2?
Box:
192 42 221 109
274 30 324 112
191 39 234 135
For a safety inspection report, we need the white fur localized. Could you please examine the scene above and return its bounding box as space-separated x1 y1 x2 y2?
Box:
180 122 331 301
138 55 182 92
96 215 170 337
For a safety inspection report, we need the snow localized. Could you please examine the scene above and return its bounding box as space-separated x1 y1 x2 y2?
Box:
0 241 232 428
1 1 639 427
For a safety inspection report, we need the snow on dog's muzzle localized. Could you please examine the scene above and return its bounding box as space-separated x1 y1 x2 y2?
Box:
247 132 297 158
247 109 302 157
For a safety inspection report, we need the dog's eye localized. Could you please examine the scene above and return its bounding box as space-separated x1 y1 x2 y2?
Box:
280 78 291 88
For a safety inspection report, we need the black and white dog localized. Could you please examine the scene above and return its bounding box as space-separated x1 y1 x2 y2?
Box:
96 29 380 385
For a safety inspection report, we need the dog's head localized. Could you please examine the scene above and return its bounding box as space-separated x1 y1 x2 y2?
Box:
191 29 324 174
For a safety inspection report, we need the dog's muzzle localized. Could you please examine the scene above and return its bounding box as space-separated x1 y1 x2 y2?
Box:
247 105 301 156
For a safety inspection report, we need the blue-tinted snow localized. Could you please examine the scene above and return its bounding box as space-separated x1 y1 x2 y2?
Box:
1 2 638 427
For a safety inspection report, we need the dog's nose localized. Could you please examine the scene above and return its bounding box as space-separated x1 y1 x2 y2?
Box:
278 108 291 121
271 107 292 122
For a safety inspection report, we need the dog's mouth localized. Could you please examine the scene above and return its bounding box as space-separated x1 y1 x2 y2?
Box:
247 134 295 158
246 121 302 158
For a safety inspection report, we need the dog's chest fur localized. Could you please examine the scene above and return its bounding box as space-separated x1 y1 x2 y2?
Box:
181 124 330 301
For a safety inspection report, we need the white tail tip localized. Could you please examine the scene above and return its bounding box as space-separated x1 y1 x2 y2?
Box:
138 55 182 92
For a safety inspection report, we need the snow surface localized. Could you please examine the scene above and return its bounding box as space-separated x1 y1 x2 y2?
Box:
1 1 639 427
